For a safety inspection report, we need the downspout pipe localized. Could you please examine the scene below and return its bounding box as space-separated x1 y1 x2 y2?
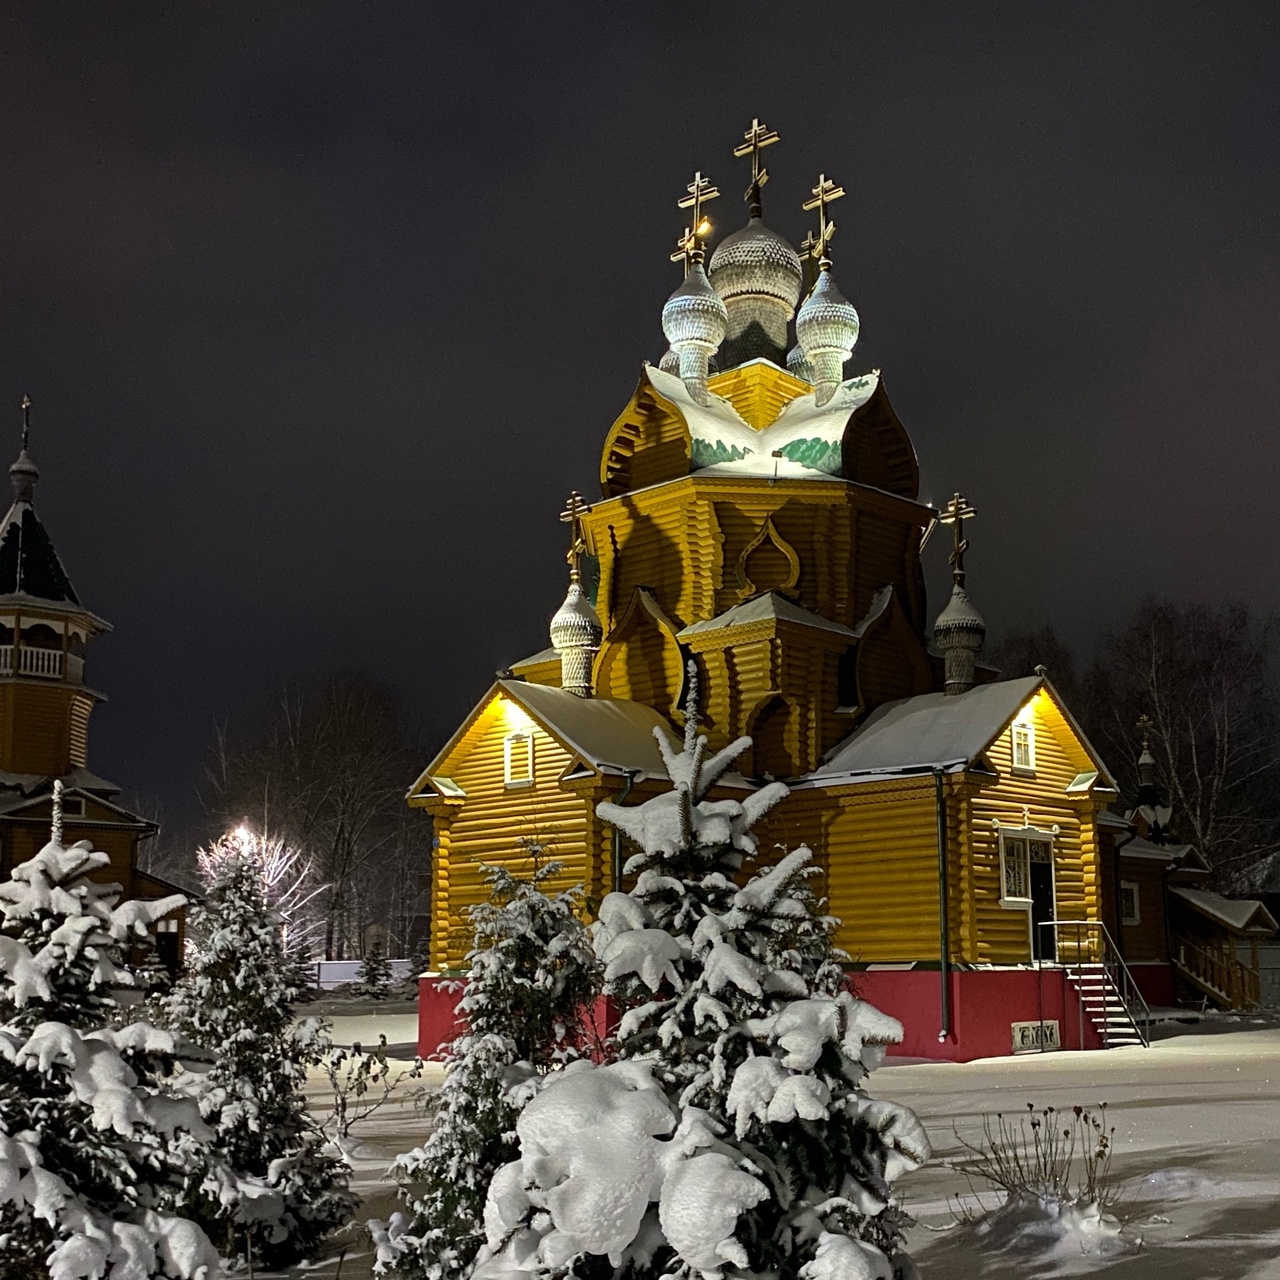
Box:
933 767 952 1043
611 770 640 893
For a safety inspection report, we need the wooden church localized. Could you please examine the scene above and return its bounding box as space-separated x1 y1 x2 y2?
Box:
411 125 1272 1060
0 398 184 970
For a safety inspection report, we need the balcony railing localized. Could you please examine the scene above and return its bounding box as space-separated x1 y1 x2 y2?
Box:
0 645 65 679
1174 933 1261 1010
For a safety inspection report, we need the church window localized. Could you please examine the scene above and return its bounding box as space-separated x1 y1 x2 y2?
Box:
504 731 534 786
1000 834 1031 903
1120 881 1140 925
1011 719 1035 771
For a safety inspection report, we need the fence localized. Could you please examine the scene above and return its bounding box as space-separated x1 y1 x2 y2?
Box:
311 959 418 990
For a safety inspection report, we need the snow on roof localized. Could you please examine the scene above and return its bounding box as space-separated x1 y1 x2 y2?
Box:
511 646 559 670
498 680 676 777
0 766 121 798
1121 836 1193 863
0 499 80 604
645 363 878 481
810 676 1043 780
677 593 854 640
1169 886 1278 935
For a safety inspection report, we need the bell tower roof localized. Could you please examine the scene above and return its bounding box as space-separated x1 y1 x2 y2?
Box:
0 398 81 606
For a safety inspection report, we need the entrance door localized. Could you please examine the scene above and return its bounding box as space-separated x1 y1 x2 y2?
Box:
1029 837 1056 960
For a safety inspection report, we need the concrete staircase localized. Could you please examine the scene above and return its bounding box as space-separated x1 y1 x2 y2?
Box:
1064 962 1147 1048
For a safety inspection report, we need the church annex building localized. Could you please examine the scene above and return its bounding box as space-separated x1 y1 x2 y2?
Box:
410 124 1274 1062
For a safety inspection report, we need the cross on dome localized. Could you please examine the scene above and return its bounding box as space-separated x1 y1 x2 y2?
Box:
560 490 592 582
938 492 976 580
670 227 698 275
802 173 846 266
733 117 779 214
677 171 720 255
21 394 31 452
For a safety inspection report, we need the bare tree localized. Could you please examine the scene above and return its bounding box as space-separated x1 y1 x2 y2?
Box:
204 671 430 959
1083 600 1280 886
986 624 1082 710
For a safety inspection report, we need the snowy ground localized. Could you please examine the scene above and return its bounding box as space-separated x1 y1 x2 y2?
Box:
879 1026 1280 1278
276 1009 1280 1279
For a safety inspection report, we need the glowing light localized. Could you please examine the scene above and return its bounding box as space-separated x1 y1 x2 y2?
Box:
501 698 536 734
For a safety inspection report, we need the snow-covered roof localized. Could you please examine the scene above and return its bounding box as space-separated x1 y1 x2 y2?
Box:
810 677 1044 780
0 767 121 798
645 364 879 481
677 593 854 640
1169 886 1278 935
511 646 559 670
415 681 679 795
1126 834 1192 865
498 681 675 778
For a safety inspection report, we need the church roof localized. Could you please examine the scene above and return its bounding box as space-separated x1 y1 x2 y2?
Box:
498 680 674 778
809 676 1113 784
0 499 80 604
677 593 854 639
1169 886 1278 936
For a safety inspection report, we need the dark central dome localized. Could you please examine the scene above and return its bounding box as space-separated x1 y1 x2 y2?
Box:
708 218 803 369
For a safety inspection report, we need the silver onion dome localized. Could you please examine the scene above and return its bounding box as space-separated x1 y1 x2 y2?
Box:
709 218 803 367
795 266 860 406
933 579 987 696
785 341 814 384
661 260 728 405
550 580 603 698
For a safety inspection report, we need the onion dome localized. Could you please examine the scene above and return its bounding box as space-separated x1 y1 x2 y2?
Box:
9 449 38 504
550 580 603 698
658 346 680 375
933 577 986 697
795 266 860 407
709 217 803 367
785 340 814 384
661 260 728 406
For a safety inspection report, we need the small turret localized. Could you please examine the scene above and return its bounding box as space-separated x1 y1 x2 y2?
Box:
795 174 859 406
662 256 727 407
550 492 602 697
932 493 985 696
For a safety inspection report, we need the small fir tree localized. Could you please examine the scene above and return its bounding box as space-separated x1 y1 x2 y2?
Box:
0 839 226 1278
471 677 931 1280
358 941 396 999
163 836 355 1270
370 850 600 1279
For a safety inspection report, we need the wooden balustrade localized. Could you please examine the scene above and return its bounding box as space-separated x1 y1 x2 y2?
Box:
1174 933 1261 1010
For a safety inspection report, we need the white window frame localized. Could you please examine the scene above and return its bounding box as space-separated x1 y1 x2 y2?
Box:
1120 880 1141 926
503 731 534 787
998 825 1055 908
1011 720 1036 773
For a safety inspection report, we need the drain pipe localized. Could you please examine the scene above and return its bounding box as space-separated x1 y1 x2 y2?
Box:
933 767 952 1043
610 770 640 893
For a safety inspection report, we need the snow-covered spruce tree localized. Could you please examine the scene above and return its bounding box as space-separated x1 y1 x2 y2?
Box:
162 842 355 1270
0 838 227 1279
472 686 932 1280
370 851 600 1279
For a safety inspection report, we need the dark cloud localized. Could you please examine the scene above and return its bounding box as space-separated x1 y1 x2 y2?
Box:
0 1 1276 832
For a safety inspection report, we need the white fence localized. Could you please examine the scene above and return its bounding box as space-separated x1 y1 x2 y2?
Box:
312 959 418 990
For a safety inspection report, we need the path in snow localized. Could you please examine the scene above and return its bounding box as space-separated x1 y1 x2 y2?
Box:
274 1014 1280 1279
876 1027 1280 1278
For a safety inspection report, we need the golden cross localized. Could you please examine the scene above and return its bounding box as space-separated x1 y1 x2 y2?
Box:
677 171 720 253
670 226 698 276
560 491 592 580
937 491 976 575
799 229 821 293
1136 714 1154 748
733 117 779 211
802 173 846 264
20 394 30 452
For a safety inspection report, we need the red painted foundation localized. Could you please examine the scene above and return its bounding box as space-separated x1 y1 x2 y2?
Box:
420 967 1112 1064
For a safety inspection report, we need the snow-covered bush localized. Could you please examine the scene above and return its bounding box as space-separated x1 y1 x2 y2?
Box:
472 688 931 1280
0 838 226 1279
163 847 355 1270
371 854 600 1280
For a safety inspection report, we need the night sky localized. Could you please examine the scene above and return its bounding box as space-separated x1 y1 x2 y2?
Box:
2 3 1277 835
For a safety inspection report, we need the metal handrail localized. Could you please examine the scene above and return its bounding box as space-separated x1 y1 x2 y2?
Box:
1036 918 1151 1048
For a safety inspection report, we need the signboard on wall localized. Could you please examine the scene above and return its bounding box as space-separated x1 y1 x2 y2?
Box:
1011 1019 1060 1053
